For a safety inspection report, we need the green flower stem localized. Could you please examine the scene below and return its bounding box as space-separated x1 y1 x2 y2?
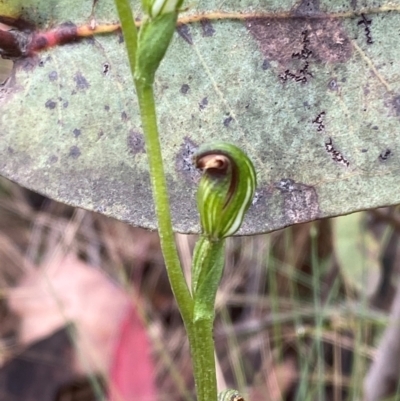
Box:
189 317 218 401
114 0 138 72
135 83 193 322
192 237 225 321
136 83 221 401
114 0 193 323
190 236 225 401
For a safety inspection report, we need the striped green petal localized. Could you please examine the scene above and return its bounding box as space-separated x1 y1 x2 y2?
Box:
194 142 257 241
218 389 245 401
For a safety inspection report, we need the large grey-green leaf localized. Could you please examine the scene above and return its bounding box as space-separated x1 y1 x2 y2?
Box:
1 0 400 234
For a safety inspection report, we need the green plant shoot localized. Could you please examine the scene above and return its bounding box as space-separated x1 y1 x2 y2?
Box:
114 1 256 400
136 0 183 85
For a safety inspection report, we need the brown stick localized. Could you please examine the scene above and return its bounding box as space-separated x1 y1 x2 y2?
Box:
0 29 22 58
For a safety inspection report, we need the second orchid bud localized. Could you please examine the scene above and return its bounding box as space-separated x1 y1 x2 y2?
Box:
142 0 183 18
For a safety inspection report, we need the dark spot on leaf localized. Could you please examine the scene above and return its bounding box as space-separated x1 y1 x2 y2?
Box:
199 97 208 110
104 105 110 111
118 33 124 43
73 128 81 138
177 24 192 45
127 130 145 155
69 146 81 159
98 130 104 139
7 147 14 154
275 178 320 224
121 111 128 121
372 126 379 130
224 116 233 127
379 149 392 161
324 137 350 167
262 59 270 70
49 155 58 164
102 62 110 75
328 78 339 91
392 96 400 116
200 19 215 37
246 17 352 67
279 61 312 84
358 14 373 44
292 0 322 17
176 137 200 182
312 111 325 132
63 101 68 108
48 71 58 81
45 99 56 109
361 149 368 153
180 84 190 94
74 72 89 90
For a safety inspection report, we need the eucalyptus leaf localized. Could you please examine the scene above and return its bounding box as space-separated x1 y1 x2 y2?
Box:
1 0 400 234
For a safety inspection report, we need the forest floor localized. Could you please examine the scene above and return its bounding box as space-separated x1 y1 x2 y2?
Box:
0 176 398 401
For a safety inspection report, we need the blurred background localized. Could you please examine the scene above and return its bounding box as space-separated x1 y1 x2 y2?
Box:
0 175 398 401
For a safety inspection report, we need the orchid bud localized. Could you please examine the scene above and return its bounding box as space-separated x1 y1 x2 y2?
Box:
135 0 183 84
147 0 182 18
194 142 257 241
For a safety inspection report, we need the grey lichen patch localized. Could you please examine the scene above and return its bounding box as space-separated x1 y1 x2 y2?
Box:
48 71 58 81
262 59 270 70
175 137 200 182
69 145 81 159
246 17 352 68
45 99 56 109
177 24 193 45
328 78 339 91
73 128 81 138
180 84 190 94
223 115 233 127
127 130 145 155
275 178 320 224
293 0 322 17
250 187 271 207
200 19 215 37
391 95 400 116
74 72 89 90
48 155 58 164
199 97 208 110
